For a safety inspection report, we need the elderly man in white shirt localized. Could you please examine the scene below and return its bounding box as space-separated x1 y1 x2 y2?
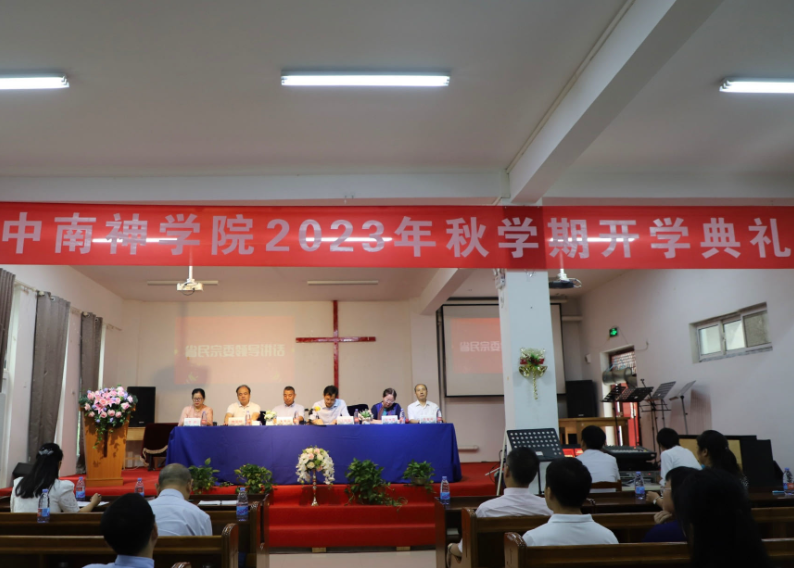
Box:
224 384 261 425
406 384 442 423
522 458 618 546
447 447 551 566
272 385 305 423
311 385 349 425
149 463 212 537
576 425 621 484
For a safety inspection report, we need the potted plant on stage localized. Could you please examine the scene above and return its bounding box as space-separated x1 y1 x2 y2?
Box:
79 386 138 487
296 446 335 506
358 409 373 424
402 460 435 494
235 464 275 496
190 458 220 494
346 459 404 507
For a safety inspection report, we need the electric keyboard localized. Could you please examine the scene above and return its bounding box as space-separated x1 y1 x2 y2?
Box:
603 445 657 470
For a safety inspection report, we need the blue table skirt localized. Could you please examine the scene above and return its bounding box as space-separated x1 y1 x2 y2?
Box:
166 423 463 485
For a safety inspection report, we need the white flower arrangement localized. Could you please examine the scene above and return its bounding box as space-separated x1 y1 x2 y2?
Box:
296 446 335 485
263 411 277 422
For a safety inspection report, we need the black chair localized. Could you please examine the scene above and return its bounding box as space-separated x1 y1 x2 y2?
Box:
347 403 369 416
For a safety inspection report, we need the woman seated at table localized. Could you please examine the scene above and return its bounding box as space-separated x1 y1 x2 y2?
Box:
11 443 101 513
178 388 214 426
371 388 402 422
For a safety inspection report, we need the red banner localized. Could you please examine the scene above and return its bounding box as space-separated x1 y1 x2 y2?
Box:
0 203 792 269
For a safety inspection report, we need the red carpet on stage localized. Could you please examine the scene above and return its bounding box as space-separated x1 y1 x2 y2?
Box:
1 462 499 548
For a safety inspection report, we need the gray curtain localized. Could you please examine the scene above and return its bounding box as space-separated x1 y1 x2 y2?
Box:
27 292 71 461
0 269 15 376
76 312 103 473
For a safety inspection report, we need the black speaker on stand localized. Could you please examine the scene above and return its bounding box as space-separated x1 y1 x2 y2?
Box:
566 380 597 419
127 386 156 427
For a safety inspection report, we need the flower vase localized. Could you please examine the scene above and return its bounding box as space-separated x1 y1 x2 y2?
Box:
311 470 318 506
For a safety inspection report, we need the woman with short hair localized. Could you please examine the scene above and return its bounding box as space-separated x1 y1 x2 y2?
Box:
371 388 402 421
178 388 213 426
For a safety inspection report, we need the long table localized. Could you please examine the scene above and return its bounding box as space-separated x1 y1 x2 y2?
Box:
166 423 463 485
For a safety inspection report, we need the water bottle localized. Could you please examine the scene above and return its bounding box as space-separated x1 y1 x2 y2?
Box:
440 476 450 504
436 409 443 423
76 477 86 501
38 489 50 523
237 488 249 521
245 410 251 425
294 410 299 424
399 410 405 424
354 409 359 422
135 477 145 497
784 468 794 496
201 410 206 426
634 472 645 501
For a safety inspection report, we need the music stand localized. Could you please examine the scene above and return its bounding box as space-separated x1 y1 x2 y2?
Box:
507 428 565 494
602 385 627 445
669 381 696 434
650 381 676 430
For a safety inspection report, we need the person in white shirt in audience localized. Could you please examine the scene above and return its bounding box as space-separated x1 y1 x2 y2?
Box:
447 448 551 566
11 442 101 513
522 458 618 546
655 427 701 483
576 425 620 483
83 493 158 568
406 384 442 423
311 385 349 425
223 384 261 425
149 463 212 536
271 385 305 423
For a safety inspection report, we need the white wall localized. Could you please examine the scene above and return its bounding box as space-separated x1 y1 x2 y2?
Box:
578 269 794 469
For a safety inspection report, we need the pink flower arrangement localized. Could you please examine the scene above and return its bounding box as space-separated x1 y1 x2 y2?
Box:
78 386 138 448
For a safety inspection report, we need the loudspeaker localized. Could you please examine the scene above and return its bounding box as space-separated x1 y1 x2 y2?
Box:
740 438 778 488
13 462 33 479
127 386 156 427
566 380 597 418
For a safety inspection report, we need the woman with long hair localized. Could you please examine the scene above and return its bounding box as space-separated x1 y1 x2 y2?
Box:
696 430 749 489
11 443 101 513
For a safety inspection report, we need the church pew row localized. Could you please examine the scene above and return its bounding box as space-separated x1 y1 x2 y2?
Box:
0 496 269 568
0 523 238 568
503 533 794 568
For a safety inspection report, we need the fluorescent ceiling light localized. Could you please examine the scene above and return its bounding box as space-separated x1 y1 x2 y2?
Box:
281 74 449 87
0 76 69 90
720 79 794 94
307 280 379 286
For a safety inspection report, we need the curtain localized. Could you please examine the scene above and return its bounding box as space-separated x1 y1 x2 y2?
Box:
27 292 70 461
76 312 103 473
0 269 15 374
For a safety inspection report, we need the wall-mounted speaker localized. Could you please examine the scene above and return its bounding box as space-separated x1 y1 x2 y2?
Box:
127 386 156 427
566 380 597 418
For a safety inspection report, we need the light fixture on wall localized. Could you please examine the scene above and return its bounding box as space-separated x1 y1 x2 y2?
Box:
281 72 450 88
0 75 69 90
720 78 794 94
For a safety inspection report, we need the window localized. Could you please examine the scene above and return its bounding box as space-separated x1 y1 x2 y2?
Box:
610 349 636 375
695 305 771 361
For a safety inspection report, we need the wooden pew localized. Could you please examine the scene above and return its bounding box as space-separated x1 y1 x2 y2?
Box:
0 523 238 568
503 533 794 568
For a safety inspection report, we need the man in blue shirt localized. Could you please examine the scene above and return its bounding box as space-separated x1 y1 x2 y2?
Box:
84 493 157 568
150 463 212 536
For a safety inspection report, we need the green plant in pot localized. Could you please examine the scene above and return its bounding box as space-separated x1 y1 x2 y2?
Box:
234 463 275 495
189 458 220 494
402 460 435 494
345 459 404 507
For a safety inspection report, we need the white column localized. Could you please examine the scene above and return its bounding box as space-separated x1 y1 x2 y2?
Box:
499 270 559 433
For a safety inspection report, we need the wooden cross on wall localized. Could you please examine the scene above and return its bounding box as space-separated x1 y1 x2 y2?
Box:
295 300 376 388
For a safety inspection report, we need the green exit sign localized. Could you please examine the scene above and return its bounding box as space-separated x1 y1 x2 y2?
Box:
609 327 619 337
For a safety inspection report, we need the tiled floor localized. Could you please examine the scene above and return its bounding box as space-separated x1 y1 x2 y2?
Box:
271 550 435 568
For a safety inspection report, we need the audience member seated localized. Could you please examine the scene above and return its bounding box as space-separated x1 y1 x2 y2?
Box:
83 493 158 568
371 388 403 422
149 464 212 536
674 468 773 568
406 383 441 423
447 448 551 565
11 442 101 513
656 427 700 483
696 430 749 489
311 385 349 425
271 385 305 423
576 425 620 483
642 466 697 543
521 458 618 546
178 388 213 426
224 384 261 425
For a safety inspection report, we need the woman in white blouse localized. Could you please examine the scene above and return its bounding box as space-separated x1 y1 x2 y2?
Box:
11 443 101 513
178 388 214 426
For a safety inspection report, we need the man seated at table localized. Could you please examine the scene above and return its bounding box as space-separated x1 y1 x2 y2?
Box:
311 385 349 425
272 385 305 423
447 448 551 566
224 384 261 425
149 463 212 536
83 493 158 568
406 383 442 423
655 427 701 484
576 425 620 483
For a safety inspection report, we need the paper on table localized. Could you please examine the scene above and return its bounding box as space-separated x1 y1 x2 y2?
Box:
78 501 109 507
221 500 237 505
198 500 222 506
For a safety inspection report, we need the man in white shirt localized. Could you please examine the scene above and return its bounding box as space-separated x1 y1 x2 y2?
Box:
311 385 349 425
447 448 551 566
522 458 618 546
83 493 158 568
645 428 702 506
406 384 442 423
272 385 305 423
224 384 261 425
576 425 620 483
149 464 212 537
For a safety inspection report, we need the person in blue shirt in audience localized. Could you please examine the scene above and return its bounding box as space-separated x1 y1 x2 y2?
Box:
83 493 157 568
370 388 403 422
643 466 696 543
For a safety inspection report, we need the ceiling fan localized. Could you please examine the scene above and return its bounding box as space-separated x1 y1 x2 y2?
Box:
146 266 219 295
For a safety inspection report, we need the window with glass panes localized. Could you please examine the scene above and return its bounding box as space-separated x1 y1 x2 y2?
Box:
695 305 770 361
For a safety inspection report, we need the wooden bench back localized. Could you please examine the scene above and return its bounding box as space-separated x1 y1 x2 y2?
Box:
0 523 238 568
